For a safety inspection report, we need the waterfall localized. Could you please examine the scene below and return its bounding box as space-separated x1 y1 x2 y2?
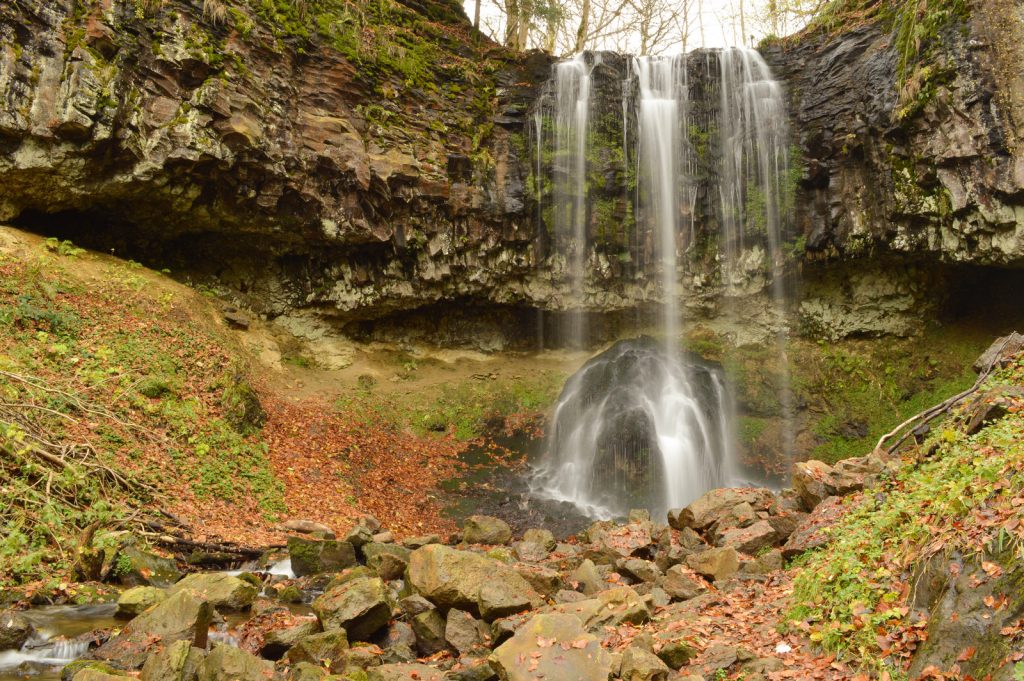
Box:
538 53 594 348
532 48 792 520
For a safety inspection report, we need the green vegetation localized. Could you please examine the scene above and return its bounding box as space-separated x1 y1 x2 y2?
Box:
788 356 1024 673
0 237 283 586
336 369 566 441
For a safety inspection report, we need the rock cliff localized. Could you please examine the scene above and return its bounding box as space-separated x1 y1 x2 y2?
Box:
1 0 1023 348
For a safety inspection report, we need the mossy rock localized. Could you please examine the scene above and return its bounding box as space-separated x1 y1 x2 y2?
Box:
221 377 266 434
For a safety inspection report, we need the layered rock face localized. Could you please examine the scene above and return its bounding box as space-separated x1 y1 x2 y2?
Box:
1 0 1022 348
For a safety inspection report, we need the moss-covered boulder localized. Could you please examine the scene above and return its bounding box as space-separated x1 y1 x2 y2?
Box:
197 645 274 681
285 630 349 673
406 545 541 621
288 537 357 577
0 610 34 651
367 664 445 681
139 639 205 681
61 662 125 681
620 645 670 681
109 545 181 588
312 577 393 641
168 573 258 611
461 516 512 546
362 543 411 581
550 586 650 631
116 586 167 618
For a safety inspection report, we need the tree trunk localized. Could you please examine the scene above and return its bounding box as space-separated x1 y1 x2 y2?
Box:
517 0 532 50
574 0 590 53
505 0 520 47
474 0 481 30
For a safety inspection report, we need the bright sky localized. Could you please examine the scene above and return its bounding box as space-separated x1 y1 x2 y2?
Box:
463 0 794 53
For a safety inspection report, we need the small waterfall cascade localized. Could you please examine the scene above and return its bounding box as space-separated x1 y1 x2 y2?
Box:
535 53 595 348
534 337 735 520
531 47 794 519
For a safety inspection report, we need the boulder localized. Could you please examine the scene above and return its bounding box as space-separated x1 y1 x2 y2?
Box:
444 609 488 655
109 544 182 587
91 591 213 669
583 521 654 561
792 460 866 511
381 621 417 664
511 541 549 563
312 577 393 641
288 662 327 681
522 529 556 551
288 537 357 577
716 520 778 555
568 558 605 595
462 516 512 546
343 525 374 549
963 386 1024 435
551 586 650 630
116 586 167 618
168 573 257 611
140 640 205 681
197 645 274 681
406 545 540 621
61 662 124 681
410 609 447 656
512 564 563 597
362 543 411 581
237 610 319 659
447 659 497 681
0 610 34 650
668 488 774 531
368 663 445 681
400 535 441 550
653 634 697 670
685 547 739 582
741 549 784 576
972 332 1024 373
489 613 612 681
657 565 708 602
72 671 127 681
620 645 670 681
781 496 848 559
285 631 349 673
617 558 662 583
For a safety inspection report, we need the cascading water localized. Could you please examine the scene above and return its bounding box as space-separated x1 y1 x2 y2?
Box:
531 48 794 520
538 53 594 348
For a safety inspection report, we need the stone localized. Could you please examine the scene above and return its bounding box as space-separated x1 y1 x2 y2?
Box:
168 573 258 611
522 529 556 551
551 586 651 630
617 558 662 583
694 643 753 677
72 671 127 681
512 564 563 597
400 535 441 550
568 558 605 595
0 610 34 650
372 531 394 544
116 586 167 618
288 537 357 577
781 496 848 559
283 519 333 535
741 549 784 575
410 609 447 656
963 386 1024 435
197 645 274 681
653 636 697 670
344 644 385 672
669 488 774 531
362 543 411 581
368 663 445 681
462 516 512 546
716 520 778 555
657 565 708 602
237 611 320 659
61 662 124 681
288 662 327 681
489 613 612 681
792 460 866 511
685 547 740 582
285 631 349 673
398 595 434 617
583 521 654 561
511 541 549 563
406 545 540 621
140 640 205 681
313 577 393 641
620 645 670 681
343 525 374 549
447 659 497 681
110 544 182 587
973 333 1024 373
381 621 417 664
444 609 487 655
91 591 213 669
